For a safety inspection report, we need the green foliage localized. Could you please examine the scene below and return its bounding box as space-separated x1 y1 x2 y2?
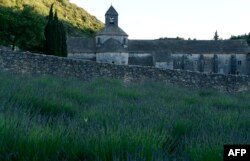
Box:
0 6 44 51
45 4 55 55
188 145 222 161
60 20 68 57
0 0 103 52
0 72 249 161
230 33 250 46
214 30 219 40
172 120 191 138
45 5 67 56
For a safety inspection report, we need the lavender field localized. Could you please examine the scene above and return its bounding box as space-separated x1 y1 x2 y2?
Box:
0 72 249 161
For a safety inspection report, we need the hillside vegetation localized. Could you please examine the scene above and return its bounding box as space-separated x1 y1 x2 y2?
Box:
0 0 103 52
230 33 250 46
0 72 249 161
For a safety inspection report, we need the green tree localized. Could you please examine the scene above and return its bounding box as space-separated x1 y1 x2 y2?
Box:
44 4 67 57
53 11 60 56
230 33 250 46
0 6 42 51
45 4 55 55
214 30 219 40
60 21 68 57
0 0 102 52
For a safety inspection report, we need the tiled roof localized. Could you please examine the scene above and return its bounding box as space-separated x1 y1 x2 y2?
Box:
67 37 250 55
128 39 250 54
96 25 128 36
67 37 95 53
96 38 127 52
105 6 118 16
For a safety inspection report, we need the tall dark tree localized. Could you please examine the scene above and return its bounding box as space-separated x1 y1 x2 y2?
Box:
53 11 60 56
44 4 67 57
60 21 68 57
45 4 55 55
214 30 219 40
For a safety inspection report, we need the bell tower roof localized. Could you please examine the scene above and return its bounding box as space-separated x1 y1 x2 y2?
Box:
105 5 118 16
96 5 128 37
104 5 119 26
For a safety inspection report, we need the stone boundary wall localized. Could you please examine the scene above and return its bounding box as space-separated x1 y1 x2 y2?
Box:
1 50 250 92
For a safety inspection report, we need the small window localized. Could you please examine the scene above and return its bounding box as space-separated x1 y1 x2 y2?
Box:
238 60 242 65
97 38 101 44
123 38 126 44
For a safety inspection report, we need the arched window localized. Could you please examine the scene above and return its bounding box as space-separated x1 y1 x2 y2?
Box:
109 17 115 24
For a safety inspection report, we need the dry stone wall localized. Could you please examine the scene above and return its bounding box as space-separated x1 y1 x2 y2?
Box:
0 50 250 92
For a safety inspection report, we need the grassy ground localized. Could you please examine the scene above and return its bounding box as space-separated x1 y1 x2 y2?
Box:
0 72 249 161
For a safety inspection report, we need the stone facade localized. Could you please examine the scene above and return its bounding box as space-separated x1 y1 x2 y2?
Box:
96 52 129 65
169 53 249 75
1 49 250 92
67 6 250 75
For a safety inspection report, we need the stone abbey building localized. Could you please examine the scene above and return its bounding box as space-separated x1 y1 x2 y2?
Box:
67 6 250 75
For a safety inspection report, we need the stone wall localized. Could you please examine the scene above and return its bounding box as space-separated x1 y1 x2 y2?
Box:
68 53 96 61
96 52 129 65
1 50 250 92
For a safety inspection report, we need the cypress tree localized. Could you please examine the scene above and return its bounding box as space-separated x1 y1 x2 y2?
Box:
44 4 67 57
214 30 219 40
60 21 67 57
53 11 60 56
48 4 54 22
45 4 54 55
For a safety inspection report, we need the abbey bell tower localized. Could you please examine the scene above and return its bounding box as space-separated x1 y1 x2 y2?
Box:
105 5 118 26
96 5 128 47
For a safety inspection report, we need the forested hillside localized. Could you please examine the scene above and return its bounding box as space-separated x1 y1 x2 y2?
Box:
0 0 103 52
230 33 250 46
